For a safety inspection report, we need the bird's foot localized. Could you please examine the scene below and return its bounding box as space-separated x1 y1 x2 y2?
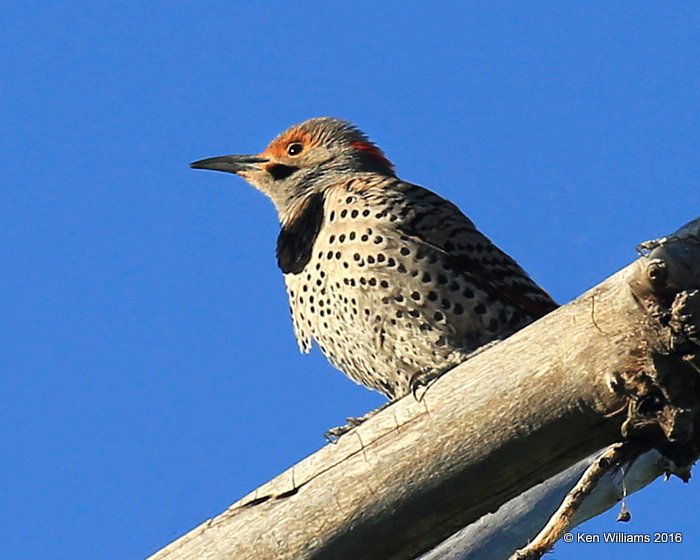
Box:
324 416 365 443
409 369 444 401
409 342 503 400
323 401 392 443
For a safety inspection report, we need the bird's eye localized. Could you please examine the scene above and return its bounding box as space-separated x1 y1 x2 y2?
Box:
287 143 304 156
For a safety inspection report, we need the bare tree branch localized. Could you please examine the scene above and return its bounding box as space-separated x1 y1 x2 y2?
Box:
150 217 700 560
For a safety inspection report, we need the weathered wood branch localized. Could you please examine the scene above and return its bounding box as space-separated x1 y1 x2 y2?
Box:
150 217 700 560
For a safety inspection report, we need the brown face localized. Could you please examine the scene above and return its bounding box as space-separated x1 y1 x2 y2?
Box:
189 125 326 214
190 117 395 216
263 127 316 161
257 126 335 180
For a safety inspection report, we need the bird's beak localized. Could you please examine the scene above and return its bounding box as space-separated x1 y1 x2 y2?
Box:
190 154 269 174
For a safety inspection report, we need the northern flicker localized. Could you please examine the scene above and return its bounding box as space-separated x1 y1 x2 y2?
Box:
191 117 557 401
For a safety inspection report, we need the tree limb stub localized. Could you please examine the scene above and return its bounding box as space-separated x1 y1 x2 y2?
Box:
510 442 642 560
150 217 700 560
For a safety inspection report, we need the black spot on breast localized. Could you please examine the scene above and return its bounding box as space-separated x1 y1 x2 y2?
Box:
276 192 325 274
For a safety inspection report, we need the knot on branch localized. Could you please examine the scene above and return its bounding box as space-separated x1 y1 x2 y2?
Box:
645 258 668 290
623 220 700 469
633 217 700 300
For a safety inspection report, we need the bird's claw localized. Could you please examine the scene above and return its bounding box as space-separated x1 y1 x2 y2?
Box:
324 416 367 443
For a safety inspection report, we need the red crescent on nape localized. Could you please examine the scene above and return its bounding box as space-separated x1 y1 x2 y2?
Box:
350 141 395 173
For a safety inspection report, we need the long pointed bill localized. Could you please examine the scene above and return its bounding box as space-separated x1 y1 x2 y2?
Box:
189 154 268 174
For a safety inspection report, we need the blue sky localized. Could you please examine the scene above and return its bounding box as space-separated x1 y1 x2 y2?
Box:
2 3 698 559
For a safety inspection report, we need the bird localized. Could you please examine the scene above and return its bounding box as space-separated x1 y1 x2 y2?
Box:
191 117 557 403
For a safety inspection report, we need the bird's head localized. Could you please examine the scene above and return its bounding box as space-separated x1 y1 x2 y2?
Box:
191 117 395 220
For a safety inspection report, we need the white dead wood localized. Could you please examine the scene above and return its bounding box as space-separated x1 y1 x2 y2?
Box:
150 217 700 560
